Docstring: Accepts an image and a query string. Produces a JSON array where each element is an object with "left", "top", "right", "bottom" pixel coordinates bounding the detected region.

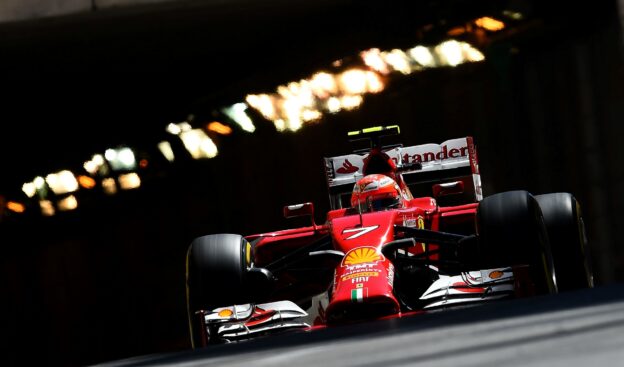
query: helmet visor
[{"left": 368, "top": 196, "right": 401, "bottom": 212}]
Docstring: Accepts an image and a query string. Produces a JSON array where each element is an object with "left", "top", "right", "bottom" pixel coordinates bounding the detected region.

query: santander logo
[
  {"left": 392, "top": 144, "right": 469, "bottom": 165},
  {"left": 336, "top": 159, "right": 359, "bottom": 174}
]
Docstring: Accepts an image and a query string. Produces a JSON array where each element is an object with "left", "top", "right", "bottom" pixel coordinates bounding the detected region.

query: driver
[{"left": 351, "top": 174, "right": 404, "bottom": 213}]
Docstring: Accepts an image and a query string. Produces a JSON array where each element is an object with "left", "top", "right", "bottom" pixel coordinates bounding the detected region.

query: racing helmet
[{"left": 351, "top": 174, "right": 403, "bottom": 212}]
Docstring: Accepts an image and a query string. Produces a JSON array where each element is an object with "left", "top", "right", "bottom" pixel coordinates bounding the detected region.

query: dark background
[{"left": 1, "top": 0, "right": 623, "bottom": 366}]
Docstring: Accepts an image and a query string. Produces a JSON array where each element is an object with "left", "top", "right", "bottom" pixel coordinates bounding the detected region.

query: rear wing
[{"left": 324, "top": 137, "right": 483, "bottom": 209}]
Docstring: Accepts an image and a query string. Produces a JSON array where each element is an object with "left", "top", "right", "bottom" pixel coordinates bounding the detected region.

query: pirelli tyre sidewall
[
  {"left": 477, "top": 190, "right": 558, "bottom": 295},
  {"left": 186, "top": 233, "right": 249, "bottom": 348},
  {"left": 535, "top": 193, "right": 594, "bottom": 291}
]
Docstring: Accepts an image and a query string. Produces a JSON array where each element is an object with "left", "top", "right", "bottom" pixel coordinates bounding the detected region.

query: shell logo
[
  {"left": 342, "top": 247, "right": 383, "bottom": 266},
  {"left": 218, "top": 309, "right": 234, "bottom": 317}
]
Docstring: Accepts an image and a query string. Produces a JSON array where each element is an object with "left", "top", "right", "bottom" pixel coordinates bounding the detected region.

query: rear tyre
[
  {"left": 535, "top": 193, "right": 594, "bottom": 291},
  {"left": 477, "top": 190, "right": 557, "bottom": 295},
  {"left": 186, "top": 234, "right": 250, "bottom": 348}
]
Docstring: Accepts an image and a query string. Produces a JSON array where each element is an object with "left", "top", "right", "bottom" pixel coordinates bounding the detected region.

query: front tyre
[
  {"left": 186, "top": 234, "right": 250, "bottom": 348},
  {"left": 477, "top": 190, "right": 557, "bottom": 295},
  {"left": 535, "top": 193, "right": 594, "bottom": 291}
]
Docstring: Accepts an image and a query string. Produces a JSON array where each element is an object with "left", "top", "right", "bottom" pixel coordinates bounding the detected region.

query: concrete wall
[{"left": 0, "top": 0, "right": 173, "bottom": 23}]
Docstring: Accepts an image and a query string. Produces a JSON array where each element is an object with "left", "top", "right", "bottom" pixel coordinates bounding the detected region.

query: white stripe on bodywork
[{"left": 342, "top": 225, "right": 379, "bottom": 239}]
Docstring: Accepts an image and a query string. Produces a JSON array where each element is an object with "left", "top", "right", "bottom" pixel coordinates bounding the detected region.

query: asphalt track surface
[{"left": 96, "top": 283, "right": 624, "bottom": 367}]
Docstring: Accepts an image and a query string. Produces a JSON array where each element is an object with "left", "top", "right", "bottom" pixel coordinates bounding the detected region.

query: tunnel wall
[{"left": 0, "top": 0, "right": 179, "bottom": 23}]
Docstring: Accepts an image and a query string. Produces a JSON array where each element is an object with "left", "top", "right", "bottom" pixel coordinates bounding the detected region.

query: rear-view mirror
[
  {"left": 433, "top": 181, "right": 465, "bottom": 198},
  {"left": 283, "top": 202, "right": 318, "bottom": 231},
  {"left": 283, "top": 202, "right": 315, "bottom": 218}
]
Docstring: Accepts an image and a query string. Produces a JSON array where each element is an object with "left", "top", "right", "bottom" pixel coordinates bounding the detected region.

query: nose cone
[{"left": 326, "top": 248, "right": 400, "bottom": 324}]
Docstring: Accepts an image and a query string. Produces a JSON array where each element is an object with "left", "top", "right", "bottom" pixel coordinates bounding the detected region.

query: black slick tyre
[
  {"left": 477, "top": 190, "right": 558, "bottom": 295},
  {"left": 186, "top": 233, "right": 250, "bottom": 348},
  {"left": 535, "top": 193, "right": 594, "bottom": 291}
]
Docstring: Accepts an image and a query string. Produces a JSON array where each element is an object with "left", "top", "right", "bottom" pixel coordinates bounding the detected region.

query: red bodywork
[
  {"left": 243, "top": 131, "right": 485, "bottom": 324},
  {"left": 247, "top": 186, "right": 478, "bottom": 324}
]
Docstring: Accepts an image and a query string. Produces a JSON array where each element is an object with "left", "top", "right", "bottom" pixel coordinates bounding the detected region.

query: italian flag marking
[{"left": 351, "top": 288, "right": 366, "bottom": 303}]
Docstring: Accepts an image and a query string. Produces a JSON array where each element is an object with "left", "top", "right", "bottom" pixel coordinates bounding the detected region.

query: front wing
[{"left": 197, "top": 300, "right": 310, "bottom": 345}]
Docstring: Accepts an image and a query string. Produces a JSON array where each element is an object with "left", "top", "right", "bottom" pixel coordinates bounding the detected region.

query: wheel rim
[
  {"left": 535, "top": 202, "right": 558, "bottom": 294},
  {"left": 578, "top": 215, "right": 594, "bottom": 288}
]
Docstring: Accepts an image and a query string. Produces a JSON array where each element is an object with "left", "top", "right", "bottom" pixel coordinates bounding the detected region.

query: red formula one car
[{"left": 185, "top": 125, "right": 594, "bottom": 347}]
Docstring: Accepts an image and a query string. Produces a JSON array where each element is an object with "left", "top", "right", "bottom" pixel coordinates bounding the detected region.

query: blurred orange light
[
  {"left": 447, "top": 26, "right": 467, "bottom": 36},
  {"left": 102, "top": 178, "right": 117, "bottom": 195},
  {"left": 361, "top": 48, "right": 390, "bottom": 75},
  {"left": 57, "top": 195, "right": 78, "bottom": 211},
  {"left": 339, "top": 69, "right": 368, "bottom": 95},
  {"left": 207, "top": 122, "right": 233, "bottom": 135},
  {"left": 78, "top": 175, "right": 96, "bottom": 189},
  {"left": 475, "top": 17, "right": 505, "bottom": 31},
  {"left": 139, "top": 159, "right": 149, "bottom": 169},
  {"left": 118, "top": 173, "right": 141, "bottom": 190},
  {"left": 39, "top": 200, "right": 55, "bottom": 216},
  {"left": 6, "top": 201, "right": 25, "bottom": 213}
]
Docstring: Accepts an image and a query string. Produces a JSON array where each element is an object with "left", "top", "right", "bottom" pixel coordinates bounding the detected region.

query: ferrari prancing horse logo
[{"left": 342, "top": 225, "right": 379, "bottom": 240}]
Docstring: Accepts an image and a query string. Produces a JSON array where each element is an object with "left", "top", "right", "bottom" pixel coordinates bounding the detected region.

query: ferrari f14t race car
[{"left": 185, "top": 125, "right": 594, "bottom": 348}]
